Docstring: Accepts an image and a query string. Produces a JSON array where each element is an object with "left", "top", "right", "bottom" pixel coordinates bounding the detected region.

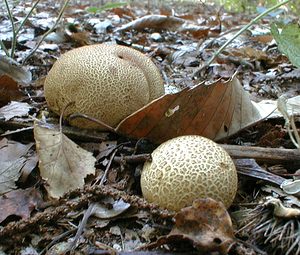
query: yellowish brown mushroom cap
[
  {"left": 141, "top": 135, "right": 238, "bottom": 211},
  {"left": 44, "top": 44, "right": 164, "bottom": 129}
]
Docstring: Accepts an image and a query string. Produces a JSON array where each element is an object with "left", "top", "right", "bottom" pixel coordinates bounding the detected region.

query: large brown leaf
[{"left": 116, "top": 77, "right": 262, "bottom": 143}]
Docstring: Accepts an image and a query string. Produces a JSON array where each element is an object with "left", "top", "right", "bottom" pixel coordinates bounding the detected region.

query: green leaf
[
  {"left": 271, "top": 23, "right": 300, "bottom": 68},
  {"left": 86, "top": 2, "right": 127, "bottom": 14}
]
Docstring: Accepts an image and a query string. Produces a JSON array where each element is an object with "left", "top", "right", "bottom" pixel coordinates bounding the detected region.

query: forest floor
[{"left": 0, "top": 1, "right": 299, "bottom": 255}]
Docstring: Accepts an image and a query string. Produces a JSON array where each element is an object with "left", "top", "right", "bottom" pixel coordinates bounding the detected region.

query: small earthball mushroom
[
  {"left": 44, "top": 44, "right": 164, "bottom": 129},
  {"left": 140, "top": 135, "right": 238, "bottom": 211}
]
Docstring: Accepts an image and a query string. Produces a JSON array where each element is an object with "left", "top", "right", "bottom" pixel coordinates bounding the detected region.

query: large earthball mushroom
[{"left": 44, "top": 44, "right": 165, "bottom": 129}]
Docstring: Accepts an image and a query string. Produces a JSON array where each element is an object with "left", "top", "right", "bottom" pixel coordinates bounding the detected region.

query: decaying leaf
[
  {"left": 170, "top": 198, "right": 235, "bottom": 254},
  {"left": 116, "top": 77, "right": 264, "bottom": 143},
  {"left": 0, "top": 56, "right": 32, "bottom": 107},
  {"left": 34, "top": 121, "right": 96, "bottom": 198},
  {"left": 0, "top": 55, "right": 32, "bottom": 84},
  {"left": 142, "top": 198, "right": 235, "bottom": 254},
  {"left": 0, "top": 75, "right": 24, "bottom": 107},
  {"left": 0, "top": 101, "right": 32, "bottom": 121},
  {"left": 0, "top": 138, "right": 33, "bottom": 195},
  {"left": 0, "top": 187, "right": 43, "bottom": 223},
  {"left": 115, "top": 14, "right": 186, "bottom": 32},
  {"left": 92, "top": 198, "right": 131, "bottom": 219}
]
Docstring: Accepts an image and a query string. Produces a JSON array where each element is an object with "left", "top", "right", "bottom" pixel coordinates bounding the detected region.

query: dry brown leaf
[
  {"left": 251, "top": 34, "right": 274, "bottom": 44},
  {"left": 115, "top": 14, "right": 186, "bottom": 32},
  {"left": 0, "top": 56, "right": 31, "bottom": 107},
  {"left": 0, "top": 138, "right": 33, "bottom": 195},
  {"left": 142, "top": 198, "right": 235, "bottom": 254},
  {"left": 0, "top": 56, "right": 32, "bottom": 84},
  {"left": 111, "top": 7, "right": 135, "bottom": 19},
  {"left": 0, "top": 75, "right": 24, "bottom": 107},
  {"left": 92, "top": 198, "right": 131, "bottom": 219},
  {"left": 169, "top": 198, "right": 235, "bottom": 254},
  {"left": 228, "top": 47, "right": 269, "bottom": 61},
  {"left": 179, "top": 24, "right": 210, "bottom": 39},
  {"left": 116, "top": 77, "right": 261, "bottom": 143},
  {"left": 34, "top": 121, "right": 96, "bottom": 198},
  {"left": 0, "top": 187, "right": 43, "bottom": 223}
]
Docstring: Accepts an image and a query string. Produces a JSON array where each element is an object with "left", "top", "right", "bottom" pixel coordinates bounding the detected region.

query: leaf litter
[{"left": 0, "top": 1, "right": 300, "bottom": 255}]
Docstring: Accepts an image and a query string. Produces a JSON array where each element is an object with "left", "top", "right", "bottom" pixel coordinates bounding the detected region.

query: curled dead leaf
[
  {"left": 169, "top": 198, "right": 235, "bottom": 254},
  {"left": 141, "top": 198, "right": 235, "bottom": 254}
]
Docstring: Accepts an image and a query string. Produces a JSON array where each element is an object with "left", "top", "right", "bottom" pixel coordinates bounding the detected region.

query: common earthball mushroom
[
  {"left": 44, "top": 44, "right": 165, "bottom": 129},
  {"left": 140, "top": 135, "right": 238, "bottom": 211}
]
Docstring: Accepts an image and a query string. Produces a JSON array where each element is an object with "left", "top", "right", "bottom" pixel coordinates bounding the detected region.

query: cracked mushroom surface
[
  {"left": 44, "top": 44, "right": 164, "bottom": 129},
  {"left": 141, "top": 135, "right": 238, "bottom": 211}
]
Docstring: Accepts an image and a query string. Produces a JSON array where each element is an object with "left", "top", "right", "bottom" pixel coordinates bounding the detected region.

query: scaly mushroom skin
[
  {"left": 141, "top": 135, "right": 238, "bottom": 211},
  {"left": 44, "top": 44, "right": 164, "bottom": 129}
]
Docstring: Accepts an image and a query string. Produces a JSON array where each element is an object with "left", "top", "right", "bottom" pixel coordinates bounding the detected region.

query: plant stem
[
  {"left": 0, "top": 40, "right": 9, "bottom": 56},
  {"left": 0, "top": 0, "right": 40, "bottom": 58},
  {"left": 22, "top": 0, "right": 70, "bottom": 64},
  {"left": 193, "top": 0, "right": 292, "bottom": 77},
  {"left": 4, "top": 0, "right": 16, "bottom": 58}
]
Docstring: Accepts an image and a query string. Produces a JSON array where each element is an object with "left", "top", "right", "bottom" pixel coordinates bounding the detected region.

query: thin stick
[
  {"left": 68, "top": 113, "right": 116, "bottom": 133},
  {"left": 4, "top": 0, "right": 16, "bottom": 57}
]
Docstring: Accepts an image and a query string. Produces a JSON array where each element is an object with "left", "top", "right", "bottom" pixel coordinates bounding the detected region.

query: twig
[
  {"left": 68, "top": 113, "right": 116, "bottom": 133},
  {"left": 114, "top": 154, "right": 151, "bottom": 164},
  {"left": 4, "top": 0, "right": 16, "bottom": 57}
]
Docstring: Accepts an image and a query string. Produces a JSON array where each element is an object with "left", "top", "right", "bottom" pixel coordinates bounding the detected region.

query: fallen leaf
[
  {"left": 111, "top": 7, "right": 135, "bottom": 19},
  {"left": 0, "top": 159, "right": 26, "bottom": 195},
  {"left": 115, "top": 14, "right": 186, "bottom": 32},
  {"left": 19, "top": 152, "right": 38, "bottom": 183},
  {"left": 228, "top": 47, "right": 269, "bottom": 61},
  {"left": 0, "top": 55, "right": 32, "bottom": 84},
  {"left": 142, "top": 198, "right": 235, "bottom": 254},
  {"left": 0, "top": 75, "right": 23, "bottom": 107},
  {"left": 34, "top": 121, "right": 96, "bottom": 198},
  {"left": 184, "top": 25, "right": 210, "bottom": 39},
  {"left": 116, "top": 77, "right": 264, "bottom": 143},
  {"left": 0, "top": 56, "right": 32, "bottom": 107},
  {"left": 0, "top": 101, "right": 32, "bottom": 121},
  {"left": 0, "top": 138, "right": 33, "bottom": 195},
  {"left": 170, "top": 198, "right": 235, "bottom": 254},
  {"left": 0, "top": 187, "right": 43, "bottom": 223},
  {"left": 92, "top": 198, "right": 131, "bottom": 219},
  {"left": 255, "top": 95, "right": 300, "bottom": 118}
]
